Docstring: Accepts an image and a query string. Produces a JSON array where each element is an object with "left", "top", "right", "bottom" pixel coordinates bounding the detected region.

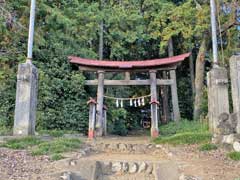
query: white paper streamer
[
  {"left": 138, "top": 99, "right": 141, "bottom": 106},
  {"left": 142, "top": 98, "right": 145, "bottom": 106},
  {"left": 121, "top": 99, "right": 123, "bottom": 108},
  {"left": 130, "top": 99, "right": 133, "bottom": 106},
  {"left": 134, "top": 99, "right": 137, "bottom": 107},
  {"left": 116, "top": 99, "right": 119, "bottom": 107}
]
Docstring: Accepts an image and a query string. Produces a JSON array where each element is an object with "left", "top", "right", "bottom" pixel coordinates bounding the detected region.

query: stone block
[
  {"left": 208, "top": 67, "right": 229, "bottom": 135},
  {"left": 13, "top": 62, "right": 38, "bottom": 136},
  {"left": 230, "top": 55, "right": 240, "bottom": 133}
]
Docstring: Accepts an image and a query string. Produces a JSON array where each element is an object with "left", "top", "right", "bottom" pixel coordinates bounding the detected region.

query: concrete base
[{"left": 13, "top": 62, "right": 38, "bottom": 136}]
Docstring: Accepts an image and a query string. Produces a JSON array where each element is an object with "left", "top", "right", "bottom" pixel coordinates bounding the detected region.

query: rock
[
  {"left": 147, "top": 144, "right": 154, "bottom": 149},
  {"left": 138, "top": 162, "right": 147, "bottom": 173},
  {"left": 69, "top": 159, "right": 77, "bottom": 166},
  {"left": 112, "top": 162, "right": 122, "bottom": 173},
  {"left": 118, "top": 143, "right": 127, "bottom": 152},
  {"left": 222, "top": 134, "right": 235, "bottom": 144},
  {"left": 122, "top": 162, "right": 129, "bottom": 172},
  {"left": 133, "top": 145, "right": 146, "bottom": 153},
  {"left": 156, "top": 144, "right": 163, "bottom": 149},
  {"left": 168, "top": 152, "right": 173, "bottom": 157},
  {"left": 109, "top": 144, "right": 118, "bottom": 151},
  {"left": 146, "top": 163, "right": 153, "bottom": 174},
  {"left": 60, "top": 172, "right": 72, "bottom": 180},
  {"left": 233, "top": 141, "right": 240, "bottom": 152},
  {"left": 179, "top": 174, "right": 185, "bottom": 180},
  {"left": 126, "top": 144, "right": 133, "bottom": 152},
  {"left": 129, "top": 162, "right": 138, "bottom": 173},
  {"left": 101, "top": 162, "right": 112, "bottom": 174}
]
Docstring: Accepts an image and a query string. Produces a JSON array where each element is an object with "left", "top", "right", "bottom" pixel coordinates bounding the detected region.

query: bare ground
[{"left": 0, "top": 136, "right": 240, "bottom": 180}]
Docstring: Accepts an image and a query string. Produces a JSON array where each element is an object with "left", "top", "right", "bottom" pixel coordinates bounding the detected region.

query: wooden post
[
  {"left": 96, "top": 71, "right": 104, "bottom": 136},
  {"left": 103, "top": 105, "right": 108, "bottom": 136},
  {"left": 162, "top": 71, "right": 170, "bottom": 123},
  {"left": 170, "top": 70, "right": 180, "bottom": 122},
  {"left": 87, "top": 98, "right": 97, "bottom": 139},
  {"left": 125, "top": 72, "right": 130, "bottom": 80},
  {"left": 230, "top": 55, "right": 240, "bottom": 133},
  {"left": 208, "top": 67, "right": 229, "bottom": 134},
  {"left": 150, "top": 70, "right": 159, "bottom": 138}
]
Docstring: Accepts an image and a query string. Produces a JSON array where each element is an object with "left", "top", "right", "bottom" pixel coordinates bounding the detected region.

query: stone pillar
[
  {"left": 208, "top": 66, "right": 229, "bottom": 134},
  {"left": 230, "top": 55, "right": 240, "bottom": 133},
  {"left": 87, "top": 98, "right": 97, "bottom": 139},
  {"left": 13, "top": 62, "right": 38, "bottom": 136},
  {"left": 96, "top": 71, "right": 105, "bottom": 136},
  {"left": 150, "top": 70, "right": 159, "bottom": 138},
  {"left": 102, "top": 105, "right": 108, "bottom": 136},
  {"left": 170, "top": 70, "right": 180, "bottom": 122}
]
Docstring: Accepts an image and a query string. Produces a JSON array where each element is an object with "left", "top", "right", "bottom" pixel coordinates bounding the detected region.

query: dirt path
[{"left": 0, "top": 136, "right": 240, "bottom": 180}]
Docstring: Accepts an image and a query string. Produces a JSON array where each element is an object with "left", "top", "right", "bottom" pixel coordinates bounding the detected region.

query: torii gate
[{"left": 69, "top": 53, "right": 190, "bottom": 138}]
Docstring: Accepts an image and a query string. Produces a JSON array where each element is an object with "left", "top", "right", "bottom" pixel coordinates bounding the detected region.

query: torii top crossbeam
[{"left": 69, "top": 53, "right": 190, "bottom": 71}]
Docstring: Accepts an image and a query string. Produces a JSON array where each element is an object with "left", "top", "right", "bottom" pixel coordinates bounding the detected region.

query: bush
[
  {"left": 199, "top": 143, "right": 218, "bottom": 151},
  {"left": 111, "top": 109, "right": 128, "bottom": 136},
  {"left": 0, "top": 126, "right": 12, "bottom": 136}
]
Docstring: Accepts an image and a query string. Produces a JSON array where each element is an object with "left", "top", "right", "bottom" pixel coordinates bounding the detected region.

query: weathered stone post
[
  {"left": 103, "top": 105, "right": 108, "bottom": 136},
  {"left": 170, "top": 70, "right": 180, "bottom": 122},
  {"left": 208, "top": 66, "right": 229, "bottom": 134},
  {"left": 96, "top": 71, "right": 105, "bottom": 136},
  {"left": 150, "top": 70, "right": 159, "bottom": 138},
  {"left": 230, "top": 55, "right": 240, "bottom": 133},
  {"left": 87, "top": 98, "right": 97, "bottom": 139},
  {"left": 13, "top": 63, "right": 38, "bottom": 135},
  {"left": 13, "top": 0, "right": 38, "bottom": 136}
]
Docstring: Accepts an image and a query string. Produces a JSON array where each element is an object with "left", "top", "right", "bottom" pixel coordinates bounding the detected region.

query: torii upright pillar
[
  {"left": 150, "top": 70, "right": 159, "bottom": 138},
  {"left": 96, "top": 71, "right": 105, "bottom": 136},
  {"left": 170, "top": 70, "right": 180, "bottom": 122}
]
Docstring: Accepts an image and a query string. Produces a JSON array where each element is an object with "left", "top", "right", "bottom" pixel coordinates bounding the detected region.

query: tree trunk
[
  {"left": 194, "top": 35, "right": 207, "bottom": 120},
  {"left": 99, "top": 20, "right": 104, "bottom": 60},
  {"left": 189, "top": 51, "right": 195, "bottom": 101},
  {"left": 161, "top": 38, "right": 174, "bottom": 123}
]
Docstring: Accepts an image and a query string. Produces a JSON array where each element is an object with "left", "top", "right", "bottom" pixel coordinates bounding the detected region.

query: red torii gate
[{"left": 69, "top": 53, "right": 190, "bottom": 138}]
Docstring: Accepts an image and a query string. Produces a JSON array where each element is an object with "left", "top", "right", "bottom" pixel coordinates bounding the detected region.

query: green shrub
[
  {"left": 154, "top": 132, "right": 212, "bottom": 145},
  {"left": 159, "top": 119, "right": 209, "bottom": 136},
  {"left": 227, "top": 152, "right": 240, "bottom": 161},
  {"left": 1, "top": 136, "right": 43, "bottom": 149},
  {"left": 0, "top": 126, "right": 12, "bottom": 136},
  {"left": 199, "top": 143, "right": 218, "bottom": 151},
  {"left": 111, "top": 109, "right": 128, "bottom": 136},
  {"left": 31, "top": 138, "right": 81, "bottom": 156},
  {"left": 51, "top": 153, "right": 64, "bottom": 161}
]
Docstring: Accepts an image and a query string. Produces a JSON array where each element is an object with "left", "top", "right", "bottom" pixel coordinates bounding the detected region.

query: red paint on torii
[{"left": 68, "top": 52, "right": 191, "bottom": 69}]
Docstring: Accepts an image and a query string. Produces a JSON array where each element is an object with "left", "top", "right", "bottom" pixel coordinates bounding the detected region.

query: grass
[
  {"left": 227, "top": 152, "right": 240, "bottom": 161},
  {"left": 0, "top": 136, "right": 81, "bottom": 161},
  {"left": 159, "top": 119, "right": 209, "bottom": 136},
  {"left": 154, "top": 120, "right": 211, "bottom": 145},
  {"left": 0, "top": 136, "right": 43, "bottom": 149},
  {"left": 154, "top": 132, "right": 211, "bottom": 145},
  {"left": 38, "top": 129, "right": 78, "bottom": 137},
  {"left": 31, "top": 138, "right": 81, "bottom": 156},
  {"left": 199, "top": 143, "right": 218, "bottom": 151}
]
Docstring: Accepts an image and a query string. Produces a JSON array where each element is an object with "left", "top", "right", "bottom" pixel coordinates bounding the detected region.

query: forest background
[{"left": 0, "top": 0, "right": 239, "bottom": 135}]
